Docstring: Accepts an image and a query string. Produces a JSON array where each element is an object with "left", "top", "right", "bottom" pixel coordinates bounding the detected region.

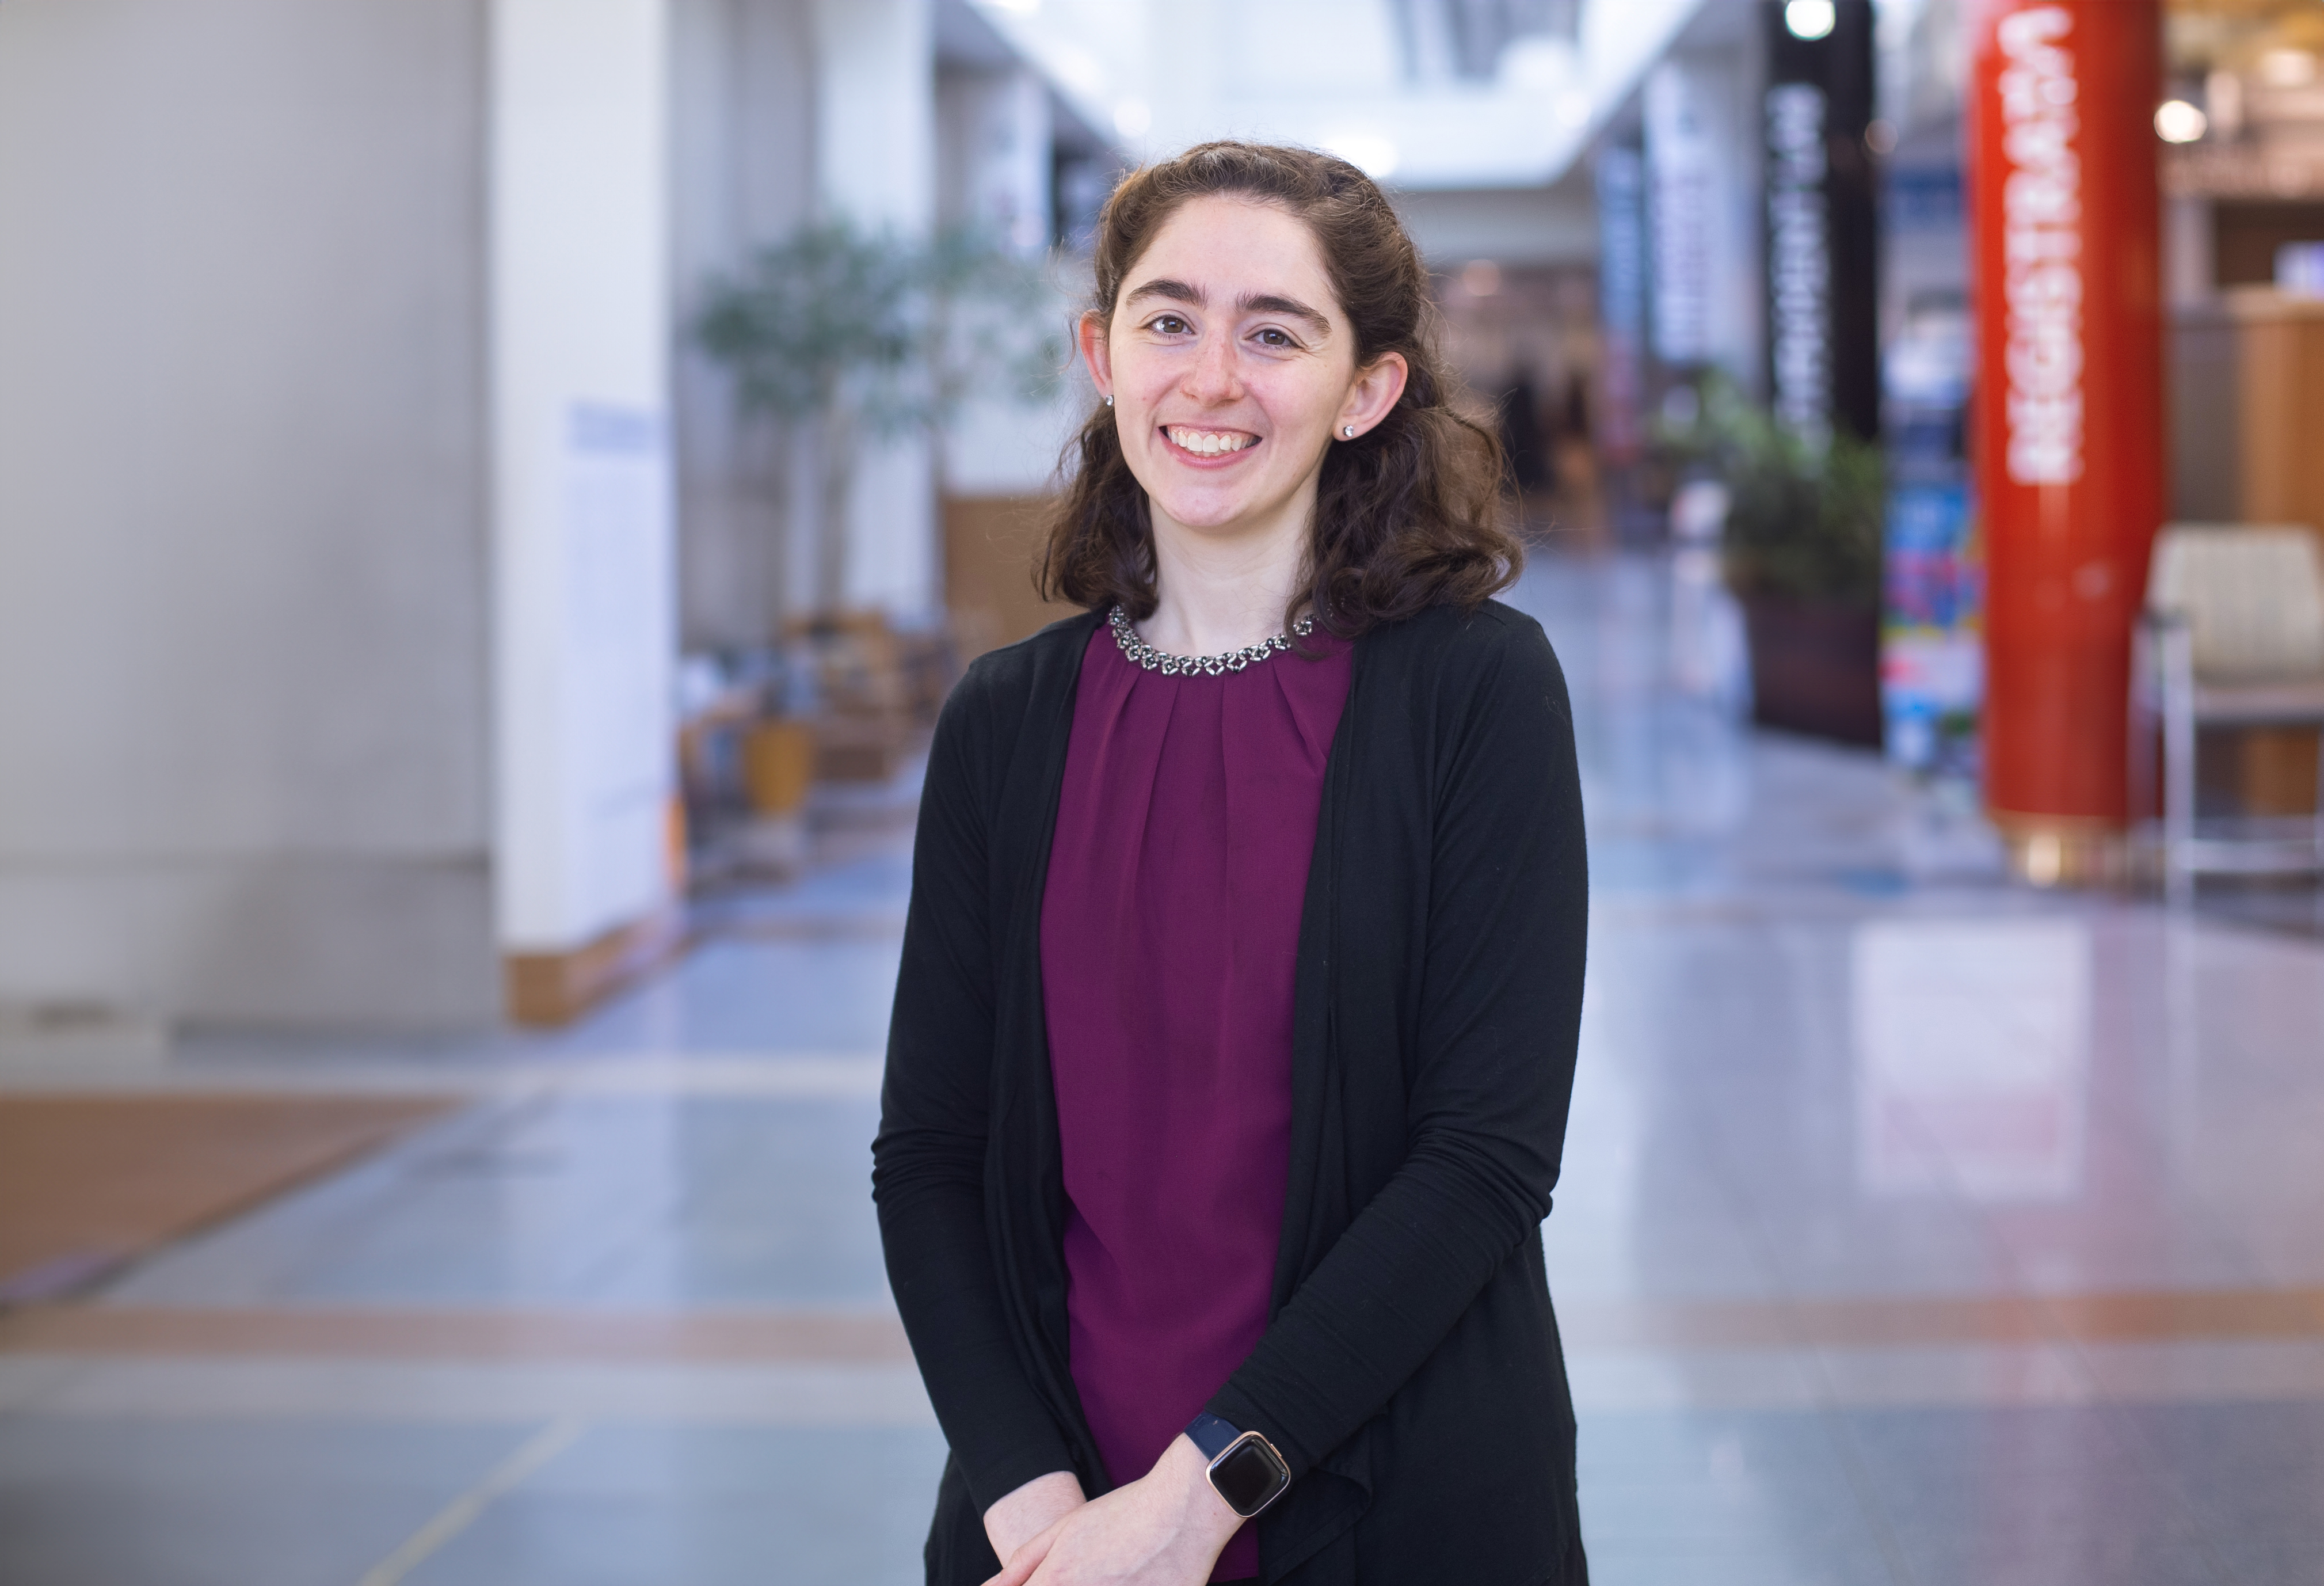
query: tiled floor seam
[{"left": 13, "top": 1287, "right": 2324, "bottom": 1363}]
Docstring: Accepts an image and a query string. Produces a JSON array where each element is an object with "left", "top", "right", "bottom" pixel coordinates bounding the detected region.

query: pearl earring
[
  {"left": 1343, "top": 425, "right": 1356, "bottom": 438},
  {"left": 1104, "top": 394, "right": 1114, "bottom": 408}
]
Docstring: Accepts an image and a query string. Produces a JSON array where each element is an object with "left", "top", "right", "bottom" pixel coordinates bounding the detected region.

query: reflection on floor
[{"left": 3, "top": 553, "right": 2322, "bottom": 1585}]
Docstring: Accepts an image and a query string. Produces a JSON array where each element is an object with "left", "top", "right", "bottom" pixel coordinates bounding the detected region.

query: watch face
[{"left": 1210, "top": 1438, "right": 1290, "bottom": 1517}]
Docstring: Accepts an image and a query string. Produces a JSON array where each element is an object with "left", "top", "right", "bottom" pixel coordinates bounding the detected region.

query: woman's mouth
[{"left": 1161, "top": 425, "right": 1260, "bottom": 461}]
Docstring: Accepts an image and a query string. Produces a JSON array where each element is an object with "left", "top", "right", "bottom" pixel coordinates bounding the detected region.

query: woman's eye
[
  {"left": 1150, "top": 314, "right": 1190, "bottom": 335},
  {"left": 1255, "top": 327, "right": 1296, "bottom": 348}
]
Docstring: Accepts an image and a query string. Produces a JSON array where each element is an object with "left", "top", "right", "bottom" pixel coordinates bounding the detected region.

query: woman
[{"left": 874, "top": 142, "right": 1588, "bottom": 1586}]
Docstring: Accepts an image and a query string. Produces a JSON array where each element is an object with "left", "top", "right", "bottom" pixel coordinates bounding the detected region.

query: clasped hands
[{"left": 981, "top": 1435, "right": 1245, "bottom": 1586}]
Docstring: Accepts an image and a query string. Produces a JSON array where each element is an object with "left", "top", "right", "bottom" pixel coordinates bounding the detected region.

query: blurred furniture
[
  {"left": 2131, "top": 523, "right": 2324, "bottom": 901},
  {"left": 790, "top": 612, "right": 950, "bottom": 782},
  {"left": 675, "top": 617, "right": 957, "bottom": 891},
  {"left": 677, "top": 678, "right": 764, "bottom": 812},
  {"left": 742, "top": 720, "right": 816, "bottom": 817}
]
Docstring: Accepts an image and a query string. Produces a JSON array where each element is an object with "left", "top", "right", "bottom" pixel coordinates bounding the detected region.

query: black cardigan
[{"left": 873, "top": 600, "right": 1590, "bottom": 1586}]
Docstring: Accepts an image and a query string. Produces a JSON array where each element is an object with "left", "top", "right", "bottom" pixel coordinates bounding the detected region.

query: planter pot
[
  {"left": 1738, "top": 592, "right": 1883, "bottom": 747},
  {"left": 742, "top": 720, "right": 817, "bottom": 816}
]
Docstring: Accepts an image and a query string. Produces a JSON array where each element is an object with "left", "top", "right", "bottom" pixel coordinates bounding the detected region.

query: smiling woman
[
  {"left": 874, "top": 141, "right": 1588, "bottom": 1586},
  {"left": 1040, "top": 141, "right": 1520, "bottom": 653}
]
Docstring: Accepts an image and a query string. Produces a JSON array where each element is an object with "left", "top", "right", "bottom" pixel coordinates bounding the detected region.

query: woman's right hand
[
  {"left": 978, "top": 1434, "right": 1240, "bottom": 1586},
  {"left": 985, "top": 1470, "right": 1088, "bottom": 1568}
]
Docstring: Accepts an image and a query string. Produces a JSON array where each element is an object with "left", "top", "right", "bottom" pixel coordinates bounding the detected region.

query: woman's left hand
[{"left": 979, "top": 1435, "right": 1245, "bottom": 1586}]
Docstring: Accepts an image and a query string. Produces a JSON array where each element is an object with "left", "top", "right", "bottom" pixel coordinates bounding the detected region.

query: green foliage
[
  {"left": 919, "top": 226, "right": 1070, "bottom": 419},
  {"left": 1658, "top": 376, "right": 1884, "bottom": 608},
  {"left": 691, "top": 220, "right": 1065, "bottom": 442}
]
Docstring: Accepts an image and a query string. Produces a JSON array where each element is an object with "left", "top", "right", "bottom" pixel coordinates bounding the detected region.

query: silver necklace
[{"left": 1108, "top": 604, "right": 1315, "bottom": 677}]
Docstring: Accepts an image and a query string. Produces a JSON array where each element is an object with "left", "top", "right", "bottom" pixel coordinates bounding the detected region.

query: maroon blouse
[{"left": 1039, "top": 619, "right": 1352, "bottom": 1583}]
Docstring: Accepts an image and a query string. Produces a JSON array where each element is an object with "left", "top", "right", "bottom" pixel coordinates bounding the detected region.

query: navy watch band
[
  {"left": 1185, "top": 1409, "right": 1243, "bottom": 1461},
  {"left": 1185, "top": 1409, "right": 1291, "bottom": 1519}
]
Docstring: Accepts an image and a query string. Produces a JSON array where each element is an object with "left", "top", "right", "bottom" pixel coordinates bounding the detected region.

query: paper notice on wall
[{"left": 561, "top": 401, "right": 675, "bottom": 937}]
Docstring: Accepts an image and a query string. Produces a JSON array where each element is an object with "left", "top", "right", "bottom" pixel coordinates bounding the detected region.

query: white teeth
[{"left": 1168, "top": 427, "right": 1253, "bottom": 455}]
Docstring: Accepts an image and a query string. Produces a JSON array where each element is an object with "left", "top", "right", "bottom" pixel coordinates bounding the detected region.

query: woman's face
[{"left": 1080, "top": 195, "right": 1406, "bottom": 539}]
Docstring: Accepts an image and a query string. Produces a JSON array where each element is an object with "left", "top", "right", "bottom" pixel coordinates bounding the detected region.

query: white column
[
  {"left": 938, "top": 66, "right": 1073, "bottom": 498},
  {"left": 815, "top": 0, "right": 934, "bottom": 229},
  {"left": 490, "top": 0, "right": 677, "bottom": 957},
  {"left": 814, "top": 0, "right": 938, "bottom": 618},
  {"left": 939, "top": 67, "right": 1054, "bottom": 257}
]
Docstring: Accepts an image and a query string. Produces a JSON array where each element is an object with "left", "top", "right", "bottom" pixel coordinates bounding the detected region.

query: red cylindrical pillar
[{"left": 1965, "top": 0, "right": 2166, "bottom": 883}]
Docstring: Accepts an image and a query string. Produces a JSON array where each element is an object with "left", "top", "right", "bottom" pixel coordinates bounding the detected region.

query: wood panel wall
[{"left": 942, "top": 495, "right": 1081, "bottom": 660}]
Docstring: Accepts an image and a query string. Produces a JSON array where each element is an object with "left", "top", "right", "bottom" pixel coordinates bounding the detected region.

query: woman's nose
[{"left": 1180, "top": 332, "right": 1244, "bottom": 402}]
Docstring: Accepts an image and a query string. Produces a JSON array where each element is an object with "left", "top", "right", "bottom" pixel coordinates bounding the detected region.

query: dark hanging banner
[{"left": 1762, "top": 0, "right": 1879, "bottom": 443}]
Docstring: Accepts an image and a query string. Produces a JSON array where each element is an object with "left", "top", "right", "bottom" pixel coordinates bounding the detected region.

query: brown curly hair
[{"left": 1037, "top": 140, "right": 1520, "bottom": 639}]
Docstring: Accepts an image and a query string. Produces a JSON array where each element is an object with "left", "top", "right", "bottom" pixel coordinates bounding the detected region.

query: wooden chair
[{"left": 2130, "top": 524, "right": 2324, "bottom": 902}]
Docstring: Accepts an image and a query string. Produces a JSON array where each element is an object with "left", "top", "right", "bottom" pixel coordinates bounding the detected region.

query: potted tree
[
  {"left": 1663, "top": 380, "right": 1884, "bottom": 746},
  {"left": 692, "top": 220, "right": 1061, "bottom": 612},
  {"left": 691, "top": 222, "right": 1064, "bottom": 787}
]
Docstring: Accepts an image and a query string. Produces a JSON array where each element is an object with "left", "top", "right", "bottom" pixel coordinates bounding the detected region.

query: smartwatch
[{"left": 1185, "top": 1410, "right": 1291, "bottom": 1519}]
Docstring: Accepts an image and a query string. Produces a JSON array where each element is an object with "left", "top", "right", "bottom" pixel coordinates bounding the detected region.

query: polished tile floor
[{"left": 4, "top": 554, "right": 2322, "bottom": 1584}]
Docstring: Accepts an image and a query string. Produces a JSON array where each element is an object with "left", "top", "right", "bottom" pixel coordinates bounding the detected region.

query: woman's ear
[
  {"left": 1336, "top": 351, "right": 1409, "bottom": 442},
  {"left": 1077, "top": 311, "right": 1113, "bottom": 405}
]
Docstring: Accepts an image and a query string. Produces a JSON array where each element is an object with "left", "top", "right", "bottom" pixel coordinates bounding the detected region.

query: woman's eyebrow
[
  {"left": 1122, "top": 279, "right": 1331, "bottom": 335},
  {"left": 1123, "top": 277, "right": 1204, "bottom": 310},
  {"left": 1239, "top": 293, "right": 1331, "bottom": 334}
]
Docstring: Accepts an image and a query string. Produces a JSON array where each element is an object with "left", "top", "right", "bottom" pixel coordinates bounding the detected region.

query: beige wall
[{"left": 0, "top": 0, "right": 497, "bottom": 1029}]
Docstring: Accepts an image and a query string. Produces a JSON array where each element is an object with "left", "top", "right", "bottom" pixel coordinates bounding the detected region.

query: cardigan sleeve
[
  {"left": 872, "top": 673, "right": 1081, "bottom": 1512},
  {"left": 1206, "top": 614, "right": 1588, "bottom": 1478}
]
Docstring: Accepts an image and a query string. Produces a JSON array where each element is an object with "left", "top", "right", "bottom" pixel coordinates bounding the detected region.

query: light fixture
[
  {"left": 1784, "top": 0, "right": 1837, "bottom": 41},
  {"left": 1865, "top": 119, "right": 1898, "bottom": 155},
  {"left": 2153, "top": 99, "right": 2208, "bottom": 144},
  {"left": 2258, "top": 48, "right": 2317, "bottom": 89}
]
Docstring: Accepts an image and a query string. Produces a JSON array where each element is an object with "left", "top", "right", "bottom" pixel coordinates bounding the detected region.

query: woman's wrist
[
  {"left": 984, "top": 1469, "right": 1086, "bottom": 1563},
  {"left": 1156, "top": 1433, "right": 1248, "bottom": 1547}
]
